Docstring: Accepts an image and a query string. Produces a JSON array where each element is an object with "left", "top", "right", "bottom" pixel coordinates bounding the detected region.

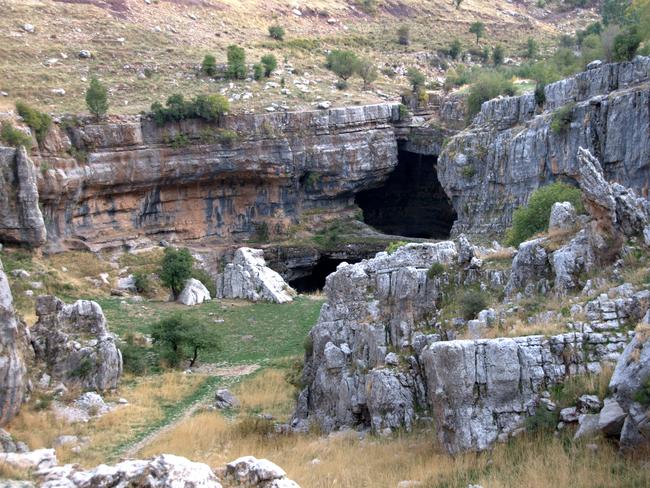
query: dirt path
[{"left": 120, "top": 364, "right": 260, "bottom": 459}]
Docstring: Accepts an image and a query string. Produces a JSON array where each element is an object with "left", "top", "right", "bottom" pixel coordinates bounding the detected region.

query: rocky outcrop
[
  {"left": 225, "top": 456, "right": 300, "bottom": 487},
  {"left": 216, "top": 247, "right": 296, "bottom": 303},
  {"left": 599, "top": 329, "right": 650, "bottom": 450},
  {"left": 0, "top": 259, "right": 27, "bottom": 426},
  {"left": 27, "top": 104, "right": 400, "bottom": 251},
  {"left": 438, "top": 57, "right": 650, "bottom": 237},
  {"left": 422, "top": 332, "right": 631, "bottom": 454},
  {"left": 0, "top": 146, "right": 46, "bottom": 247},
  {"left": 31, "top": 296, "right": 122, "bottom": 391},
  {"left": 39, "top": 454, "right": 222, "bottom": 488},
  {"left": 178, "top": 278, "right": 211, "bottom": 306}
]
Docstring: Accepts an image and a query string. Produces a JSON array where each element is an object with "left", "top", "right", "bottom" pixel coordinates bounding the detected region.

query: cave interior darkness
[
  {"left": 354, "top": 149, "right": 457, "bottom": 239},
  {"left": 288, "top": 257, "right": 359, "bottom": 293}
]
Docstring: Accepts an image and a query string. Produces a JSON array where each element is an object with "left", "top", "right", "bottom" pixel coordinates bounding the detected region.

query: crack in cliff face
[{"left": 354, "top": 150, "right": 457, "bottom": 239}]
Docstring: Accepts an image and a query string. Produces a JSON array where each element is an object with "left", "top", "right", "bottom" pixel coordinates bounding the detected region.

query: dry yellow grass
[
  {"left": 5, "top": 372, "right": 207, "bottom": 467},
  {"left": 233, "top": 369, "right": 296, "bottom": 418}
]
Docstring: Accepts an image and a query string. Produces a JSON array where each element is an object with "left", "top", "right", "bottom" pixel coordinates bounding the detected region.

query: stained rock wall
[{"left": 438, "top": 56, "right": 650, "bottom": 237}]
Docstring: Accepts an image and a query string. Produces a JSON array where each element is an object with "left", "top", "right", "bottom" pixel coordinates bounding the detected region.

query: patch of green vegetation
[
  {"left": 459, "top": 289, "right": 488, "bottom": 320},
  {"left": 1, "top": 122, "right": 33, "bottom": 149},
  {"left": 461, "top": 165, "right": 476, "bottom": 178},
  {"left": 506, "top": 181, "right": 584, "bottom": 246},
  {"left": 151, "top": 93, "right": 229, "bottom": 125},
  {"left": 385, "top": 241, "right": 408, "bottom": 254},
  {"left": 427, "top": 262, "right": 446, "bottom": 279},
  {"left": 96, "top": 296, "right": 323, "bottom": 365},
  {"left": 466, "top": 71, "right": 515, "bottom": 120},
  {"left": 633, "top": 376, "right": 650, "bottom": 406},
  {"left": 15, "top": 101, "right": 51, "bottom": 144},
  {"left": 524, "top": 405, "right": 558, "bottom": 433},
  {"left": 551, "top": 102, "right": 576, "bottom": 134}
]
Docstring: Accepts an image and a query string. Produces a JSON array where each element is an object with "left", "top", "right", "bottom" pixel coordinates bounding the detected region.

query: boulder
[
  {"left": 574, "top": 414, "right": 600, "bottom": 440},
  {"left": 31, "top": 296, "right": 122, "bottom": 391},
  {"left": 225, "top": 456, "right": 299, "bottom": 487},
  {"left": 216, "top": 248, "right": 296, "bottom": 304},
  {"left": 597, "top": 398, "right": 626, "bottom": 436},
  {"left": 177, "top": 278, "right": 211, "bottom": 306},
  {"left": 214, "top": 389, "right": 239, "bottom": 409},
  {"left": 550, "top": 230, "right": 595, "bottom": 295},
  {"left": 39, "top": 454, "right": 221, "bottom": 487},
  {"left": 505, "top": 238, "right": 551, "bottom": 296},
  {"left": 0, "top": 259, "right": 27, "bottom": 425},
  {"left": 0, "top": 449, "right": 57, "bottom": 471},
  {"left": 548, "top": 201, "right": 577, "bottom": 231}
]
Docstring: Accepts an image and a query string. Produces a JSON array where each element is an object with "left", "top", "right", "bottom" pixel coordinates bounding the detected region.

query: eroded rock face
[
  {"left": 225, "top": 456, "right": 300, "bottom": 487},
  {"left": 602, "top": 330, "right": 650, "bottom": 450},
  {"left": 31, "top": 296, "right": 122, "bottom": 391},
  {"left": 422, "top": 332, "right": 632, "bottom": 454},
  {"left": 39, "top": 454, "right": 222, "bottom": 488},
  {"left": 0, "top": 259, "right": 27, "bottom": 426},
  {"left": 178, "top": 278, "right": 211, "bottom": 306},
  {"left": 0, "top": 146, "right": 46, "bottom": 247},
  {"left": 438, "top": 57, "right": 650, "bottom": 237},
  {"left": 216, "top": 247, "right": 296, "bottom": 303}
]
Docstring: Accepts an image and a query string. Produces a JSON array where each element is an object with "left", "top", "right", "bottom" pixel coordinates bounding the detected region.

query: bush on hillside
[
  {"left": 407, "top": 67, "right": 426, "bottom": 92},
  {"left": 449, "top": 39, "right": 462, "bottom": 60},
  {"left": 1, "top": 122, "right": 32, "bottom": 149},
  {"left": 550, "top": 102, "right": 575, "bottom": 134},
  {"left": 151, "top": 93, "right": 229, "bottom": 125},
  {"left": 268, "top": 25, "right": 285, "bottom": 41},
  {"left": 506, "top": 182, "right": 584, "bottom": 246},
  {"left": 466, "top": 71, "right": 515, "bottom": 120},
  {"left": 492, "top": 45, "right": 505, "bottom": 66},
  {"left": 15, "top": 101, "right": 51, "bottom": 144},
  {"left": 159, "top": 247, "right": 194, "bottom": 298},
  {"left": 151, "top": 313, "right": 221, "bottom": 368},
  {"left": 356, "top": 58, "right": 378, "bottom": 89},
  {"left": 613, "top": 28, "right": 642, "bottom": 61},
  {"left": 226, "top": 44, "right": 247, "bottom": 80},
  {"left": 201, "top": 54, "right": 218, "bottom": 76},
  {"left": 326, "top": 50, "right": 359, "bottom": 81},
  {"left": 460, "top": 289, "right": 487, "bottom": 320},
  {"left": 397, "top": 24, "right": 410, "bottom": 45},
  {"left": 261, "top": 54, "right": 277, "bottom": 77},
  {"left": 133, "top": 271, "right": 152, "bottom": 296},
  {"left": 385, "top": 241, "right": 408, "bottom": 254},
  {"left": 85, "top": 77, "right": 109, "bottom": 120}
]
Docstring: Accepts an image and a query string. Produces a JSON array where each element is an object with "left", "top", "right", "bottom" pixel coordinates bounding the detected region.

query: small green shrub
[
  {"left": 613, "top": 28, "right": 642, "bottom": 61},
  {"left": 261, "top": 54, "right": 277, "bottom": 77},
  {"left": 226, "top": 44, "right": 247, "bottom": 80},
  {"left": 460, "top": 289, "right": 487, "bottom": 320},
  {"left": 120, "top": 333, "right": 150, "bottom": 375},
  {"left": 1, "top": 122, "right": 32, "bottom": 148},
  {"left": 466, "top": 72, "right": 515, "bottom": 120},
  {"left": 398, "top": 104, "right": 410, "bottom": 119},
  {"left": 85, "top": 77, "right": 109, "bottom": 120},
  {"left": 427, "top": 262, "right": 446, "bottom": 279},
  {"left": 15, "top": 101, "right": 51, "bottom": 144},
  {"left": 151, "top": 93, "right": 229, "bottom": 125},
  {"left": 449, "top": 39, "right": 462, "bottom": 60},
  {"left": 326, "top": 50, "right": 359, "bottom": 81},
  {"left": 253, "top": 63, "right": 264, "bottom": 80},
  {"left": 407, "top": 67, "right": 426, "bottom": 92},
  {"left": 385, "top": 241, "right": 408, "bottom": 254},
  {"left": 397, "top": 24, "right": 410, "bottom": 45},
  {"left": 268, "top": 25, "right": 285, "bottom": 41},
  {"left": 551, "top": 102, "right": 576, "bottom": 134},
  {"left": 70, "top": 357, "right": 94, "bottom": 380},
  {"left": 492, "top": 45, "right": 505, "bottom": 66},
  {"left": 525, "top": 406, "right": 558, "bottom": 432},
  {"left": 201, "top": 54, "right": 218, "bottom": 76},
  {"left": 133, "top": 271, "right": 152, "bottom": 295},
  {"left": 534, "top": 83, "right": 546, "bottom": 107},
  {"left": 506, "top": 181, "right": 584, "bottom": 246},
  {"left": 461, "top": 165, "right": 476, "bottom": 178},
  {"left": 151, "top": 313, "right": 221, "bottom": 368},
  {"left": 216, "top": 128, "right": 239, "bottom": 146},
  {"left": 159, "top": 247, "right": 194, "bottom": 298}
]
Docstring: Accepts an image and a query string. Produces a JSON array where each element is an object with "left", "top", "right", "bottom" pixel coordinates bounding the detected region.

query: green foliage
[
  {"left": 602, "top": 0, "right": 631, "bottom": 26},
  {"left": 449, "top": 39, "right": 462, "bottom": 60},
  {"left": 525, "top": 406, "right": 558, "bottom": 433},
  {"left": 534, "top": 82, "right": 546, "bottom": 106},
  {"left": 576, "top": 21, "right": 603, "bottom": 46},
  {"left": 253, "top": 222, "right": 269, "bottom": 243},
  {"left": 151, "top": 313, "right": 221, "bottom": 368},
  {"left": 303, "top": 335, "right": 314, "bottom": 356},
  {"left": 526, "top": 37, "right": 538, "bottom": 59},
  {"left": 550, "top": 102, "right": 576, "bottom": 134},
  {"left": 0, "top": 122, "right": 32, "bottom": 148},
  {"left": 226, "top": 44, "right": 247, "bottom": 80},
  {"left": 454, "top": 0, "right": 464, "bottom": 8},
  {"left": 466, "top": 71, "right": 515, "bottom": 119},
  {"left": 633, "top": 376, "right": 650, "bottom": 405},
  {"left": 191, "top": 267, "right": 216, "bottom": 298},
  {"left": 397, "top": 24, "right": 410, "bottom": 45},
  {"left": 268, "top": 25, "right": 285, "bottom": 41},
  {"left": 506, "top": 182, "right": 584, "bottom": 246},
  {"left": 492, "top": 45, "right": 505, "bottom": 66},
  {"left": 120, "top": 333, "right": 150, "bottom": 376},
  {"left": 70, "top": 357, "right": 94, "bottom": 380},
  {"left": 260, "top": 54, "right": 277, "bottom": 77},
  {"left": 326, "top": 50, "right": 359, "bottom": 81},
  {"left": 407, "top": 67, "right": 426, "bottom": 92},
  {"left": 253, "top": 63, "right": 264, "bottom": 80},
  {"left": 398, "top": 104, "right": 410, "bottom": 119},
  {"left": 469, "top": 21, "right": 485, "bottom": 44},
  {"left": 159, "top": 247, "right": 194, "bottom": 298},
  {"left": 356, "top": 58, "right": 378, "bottom": 88},
  {"left": 15, "top": 101, "right": 51, "bottom": 144},
  {"left": 461, "top": 165, "right": 476, "bottom": 178},
  {"left": 385, "top": 241, "right": 408, "bottom": 254},
  {"left": 201, "top": 54, "right": 217, "bottom": 76},
  {"left": 151, "top": 93, "right": 229, "bottom": 125},
  {"left": 133, "top": 271, "right": 152, "bottom": 295},
  {"left": 613, "top": 27, "right": 642, "bottom": 60},
  {"left": 460, "top": 289, "right": 487, "bottom": 320},
  {"left": 427, "top": 262, "right": 446, "bottom": 279},
  {"left": 85, "top": 78, "right": 109, "bottom": 119}
]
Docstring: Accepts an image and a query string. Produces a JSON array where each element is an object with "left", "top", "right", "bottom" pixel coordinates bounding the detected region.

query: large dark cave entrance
[
  {"left": 354, "top": 150, "right": 457, "bottom": 239},
  {"left": 288, "top": 257, "right": 358, "bottom": 293}
]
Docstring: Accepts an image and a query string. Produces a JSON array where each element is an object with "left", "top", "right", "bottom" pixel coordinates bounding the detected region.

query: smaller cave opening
[
  {"left": 354, "top": 150, "right": 457, "bottom": 239},
  {"left": 289, "top": 257, "right": 359, "bottom": 293}
]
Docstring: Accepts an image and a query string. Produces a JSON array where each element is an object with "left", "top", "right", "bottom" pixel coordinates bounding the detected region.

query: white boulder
[{"left": 178, "top": 278, "right": 211, "bottom": 306}]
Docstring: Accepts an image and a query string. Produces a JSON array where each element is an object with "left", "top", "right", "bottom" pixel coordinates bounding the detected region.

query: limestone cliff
[{"left": 438, "top": 56, "right": 650, "bottom": 237}]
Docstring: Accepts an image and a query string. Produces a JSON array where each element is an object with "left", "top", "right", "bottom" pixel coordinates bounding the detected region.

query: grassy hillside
[{"left": 0, "top": 0, "right": 598, "bottom": 115}]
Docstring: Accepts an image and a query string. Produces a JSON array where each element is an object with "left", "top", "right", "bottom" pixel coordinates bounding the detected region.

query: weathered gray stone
[
  {"left": 505, "top": 238, "right": 550, "bottom": 296},
  {"left": 214, "top": 389, "right": 239, "bottom": 409},
  {"left": 177, "top": 278, "right": 211, "bottom": 306},
  {"left": 225, "top": 456, "right": 299, "bottom": 487},
  {"left": 549, "top": 202, "right": 577, "bottom": 231},
  {"left": 574, "top": 414, "right": 600, "bottom": 440},
  {"left": 598, "top": 398, "right": 627, "bottom": 436},
  {"left": 31, "top": 296, "right": 122, "bottom": 391},
  {"left": 550, "top": 230, "right": 595, "bottom": 295},
  {"left": 0, "top": 259, "right": 27, "bottom": 426},
  {"left": 217, "top": 248, "right": 296, "bottom": 303}
]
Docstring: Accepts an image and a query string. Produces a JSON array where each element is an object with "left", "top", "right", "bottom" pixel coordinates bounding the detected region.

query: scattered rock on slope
[
  {"left": 178, "top": 277, "right": 211, "bottom": 306},
  {"left": 31, "top": 296, "right": 122, "bottom": 391},
  {"left": 216, "top": 248, "right": 296, "bottom": 303}
]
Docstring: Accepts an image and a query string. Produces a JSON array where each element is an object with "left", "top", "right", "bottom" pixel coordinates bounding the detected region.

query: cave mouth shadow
[
  {"left": 289, "top": 257, "right": 359, "bottom": 293},
  {"left": 354, "top": 150, "right": 457, "bottom": 239}
]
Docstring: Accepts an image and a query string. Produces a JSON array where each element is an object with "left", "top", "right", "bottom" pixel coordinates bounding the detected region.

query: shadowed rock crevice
[
  {"left": 354, "top": 150, "right": 456, "bottom": 239},
  {"left": 288, "top": 257, "right": 359, "bottom": 293}
]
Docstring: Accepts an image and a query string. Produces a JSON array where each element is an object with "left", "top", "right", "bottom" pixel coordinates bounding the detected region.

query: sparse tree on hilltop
[
  {"left": 326, "top": 50, "right": 360, "bottom": 82},
  {"left": 469, "top": 21, "right": 485, "bottom": 44},
  {"left": 85, "top": 78, "right": 109, "bottom": 120}
]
